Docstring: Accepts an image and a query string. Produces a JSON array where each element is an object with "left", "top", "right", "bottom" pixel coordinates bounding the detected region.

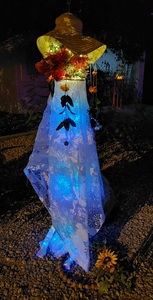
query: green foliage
[{"left": 94, "top": 244, "right": 132, "bottom": 295}]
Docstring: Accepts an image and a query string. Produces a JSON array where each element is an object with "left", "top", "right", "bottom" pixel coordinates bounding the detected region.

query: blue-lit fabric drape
[{"left": 24, "top": 79, "right": 106, "bottom": 272}]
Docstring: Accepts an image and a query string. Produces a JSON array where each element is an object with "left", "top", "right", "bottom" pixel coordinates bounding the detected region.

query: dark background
[{"left": 1, "top": 0, "right": 153, "bottom": 104}]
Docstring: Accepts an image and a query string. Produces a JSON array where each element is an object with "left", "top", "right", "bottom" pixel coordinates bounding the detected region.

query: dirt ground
[{"left": 0, "top": 104, "right": 153, "bottom": 299}]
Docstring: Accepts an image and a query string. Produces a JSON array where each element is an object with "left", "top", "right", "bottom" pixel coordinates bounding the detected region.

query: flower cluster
[{"left": 35, "top": 47, "right": 89, "bottom": 82}]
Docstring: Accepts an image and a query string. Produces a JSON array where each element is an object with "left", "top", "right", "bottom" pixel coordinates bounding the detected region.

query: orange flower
[
  {"left": 70, "top": 55, "right": 89, "bottom": 70},
  {"left": 35, "top": 46, "right": 89, "bottom": 82},
  {"left": 35, "top": 59, "right": 50, "bottom": 74},
  {"left": 60, "top": 83, "right": 70, "bottom": 92},
  {"left": 89, "top": 86, "right": 97, "bottom": 93},
  {"left": 47, "top": 75, "right": 54, "bottom": 82},
  {"left": 51, "top": 68, "right": 65, "bottom": 81},
  {"left": 92, "top": 71, "right": 97, "bottom": 76}
]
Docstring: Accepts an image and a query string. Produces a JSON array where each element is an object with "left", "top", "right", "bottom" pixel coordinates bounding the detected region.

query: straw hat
[{"left": 37, "top": 12, "right": 106, "bottom": 64}]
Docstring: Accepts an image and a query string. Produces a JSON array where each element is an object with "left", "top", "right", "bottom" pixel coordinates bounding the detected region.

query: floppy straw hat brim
[{"left": 37, "top": 13, "right": 106, "bottom": 64}]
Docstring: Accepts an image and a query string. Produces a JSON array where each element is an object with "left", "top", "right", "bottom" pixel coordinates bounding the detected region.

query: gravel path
[{"left": 0, "top": 106, "right": 153, "bottom": 299}]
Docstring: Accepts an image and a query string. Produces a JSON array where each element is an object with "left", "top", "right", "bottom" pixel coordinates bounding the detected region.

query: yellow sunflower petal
[
  {"left": 95, "top": 249, "right": 118, "bottom": 269},
  {"left": 109, "top": 266, "right": 115, "bottom": 273}
]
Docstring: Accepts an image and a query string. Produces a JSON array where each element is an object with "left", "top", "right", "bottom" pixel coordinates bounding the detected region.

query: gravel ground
[{"left": 0, "top": 105, "right": 153, "bottom": 299}]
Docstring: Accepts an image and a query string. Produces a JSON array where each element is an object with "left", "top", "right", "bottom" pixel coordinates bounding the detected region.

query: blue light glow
[
  {"left": 55, "top": 174, "right": 71, "bottom": 196},
  {"left": 63, "top": 257, "right": 74, "bottom": 270},
  {"left": 42, "top": 241, "right": 48, "bottom": 246}
]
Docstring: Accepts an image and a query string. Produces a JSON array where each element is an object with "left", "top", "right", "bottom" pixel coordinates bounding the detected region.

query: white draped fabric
[{"left": 24, "top": 79, "right": 106, "bottom": 272}]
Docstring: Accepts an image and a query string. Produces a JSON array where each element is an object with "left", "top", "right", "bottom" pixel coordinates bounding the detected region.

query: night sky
[
  {"left": 0, "top": 0, "right": 82, "bottom": 42},
  {"left": 1, "top": 0, "right": 153, "bottom": 104}
]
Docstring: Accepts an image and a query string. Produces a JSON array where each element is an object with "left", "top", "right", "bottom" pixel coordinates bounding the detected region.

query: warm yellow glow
[
  {"left": 87, "top": 45, "right": 107, "bottom": 64},
  {"left": 37, "top": 36, "right": 63, "bottom": 57},
  {"left": 115, "top": 74, "right": 124, "bottom": 80},
  {"left": 60, "top": 83, "right": 70, "bottom": 92},
  {"left": 37, "top": 36, "right": 106, "bottom": 63}
]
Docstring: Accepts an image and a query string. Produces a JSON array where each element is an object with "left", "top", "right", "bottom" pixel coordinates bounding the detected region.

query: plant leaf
[
  {"left": 68, "top": 118, "right": 76, "bottom": 127},
  {"left": 59, "top": 108, "right": 65, "bottom": 114},
  {"left": 64, "top": 119, "right": 70, "bottom": 131},
  {"left": 61, "top": 95, "right": 74, "bottom": 107},
  {"left": 66, "top": 104, "right": 75, "bottom": 115},
  {"left": 66, "top": 95, "right": 74, "bottom": 106},
  {"left": 56, "top": 121, "right": 64, "bottom": 130},
  {"left": 98, "top": 281, "right": 110, "bottom": 294},
  {"left": 56, "top": 118, "right": 76, "bottom": 132},
  {"left": 61, "top": 95, "right": 67, "bottom": 107}
]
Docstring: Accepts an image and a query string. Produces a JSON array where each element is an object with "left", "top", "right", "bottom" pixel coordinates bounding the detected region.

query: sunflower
[{"left": 95, "top": 249, "right": 118, "bottom": 271}]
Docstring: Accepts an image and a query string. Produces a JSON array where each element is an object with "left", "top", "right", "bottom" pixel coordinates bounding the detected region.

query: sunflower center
[{"left": 103, "top": 257, "right": 111, "bottom": 264}]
